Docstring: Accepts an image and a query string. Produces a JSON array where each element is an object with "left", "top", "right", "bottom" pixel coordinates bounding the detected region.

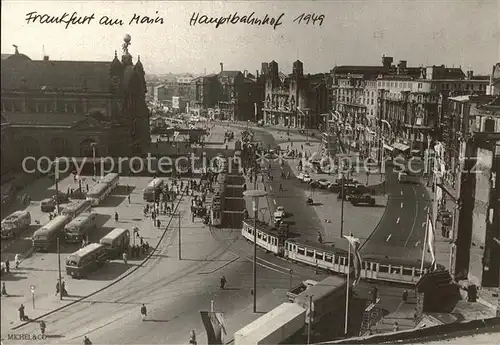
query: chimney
[
  {"left": 43, "top": 55, "right": 49, "bottom": 61},
  {"left": 220, "top": 63, "right": 223, "bottom": 72},
  {"left": 244, "top": 70, "right": 248, "bottom": 78},
  {"left": 382, "top": 55, "right": 393, "bottom": 68}
]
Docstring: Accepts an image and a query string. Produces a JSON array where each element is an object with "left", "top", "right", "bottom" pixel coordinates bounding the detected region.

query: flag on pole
[
  {"left": 200, "top": 311, "right": 227, "bottom": 344},
  {"left": 343, "top": 235, "right": 362, "bottom": 286},
  {"left": 427, "top": 214, "right": 436, "bottom": 270}
]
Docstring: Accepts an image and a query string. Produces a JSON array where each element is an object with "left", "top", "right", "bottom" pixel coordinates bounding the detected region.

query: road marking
[
  {"left": 401, "top": 191, "right": 403, "bottom": 196},
  {"left": 404, "top": 185, "right": 419, "bottom": 247},
  {"left": 386, "top": 234, "right": 392, "bottom": 242},
  {"left": 401, "top": 202, "right": 404, "bottom": 208},
  {"left": 273, "top": 199, "right": 276, "bottom": 205},
  {"left": 396, "top": 217, "right": 400, "bottom": 224}
]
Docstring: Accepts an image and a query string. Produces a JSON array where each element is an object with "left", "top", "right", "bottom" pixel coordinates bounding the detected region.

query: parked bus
[
  {"left": 65, "top": 243, "right": 108, "bottom": 278},
  {"left": 1, "top": 210, "right": 31, "bottom": 239},
  {"left": 32, "top": 215, "right": 71, "bottom": 251},
  {"left": 101, "top": 173, "right": 120, "bottom": 190},
  {"left": 86, "top": 182, "right": 111, "bottom": 206},
  {"left": 61, "top": 200, "right": 92, "bottom": 220},
  {"left": 99, "top": 228, "right": 130, "bottom": 259},
  {"left": 143, "top": 178, "right": 164, "bottom": 202},
  {"left": 64, "top": 212, "right": 97, "bottom": 243}
]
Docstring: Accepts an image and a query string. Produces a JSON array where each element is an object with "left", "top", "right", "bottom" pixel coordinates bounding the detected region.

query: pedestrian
[
  {"left": 18, "top": 304, "right": 26, "bottom": 321},
  {"left": 86, "top": 184, "right": 89, "bottom": 192},
  {"left": 140, "top": 303, "right": 147, "bottom": 321},
  {"left": 114, "top": 212, "right": 119, "bottom": 222},
  {"left": 140, "top": 237, "right": 144, "bottom": 246},
  {"left": 156, "top": 219, "right": 161, "bottom": 228},
  {"left": 14, "top": 254, "right": 21, "bottom": 269},
  {"left": 55, "top": 281, "right": 60, "bottom": 296},
  {"left": 61, "top": 281, "right": 67, "bottom": 296},
  {"left": 122, "top": 252, "right": 128, "bottom": 265},
  {"left": 393, "top": 321, "right": 399, "bottom": 332},
  {"left": 402, "top": 290, "right": 408, "bottom": 303},
  {"left": 1, "top": 282, "right": 7, "bottom": 296},
  {"left": 39, "top": 320, "right": 46, "bottom": 335},
  {"left": 83, "top": 336, "right": 92, "bottom": 345},
  {"left": 4, "top": 259, "right": 9, "bottom": 273},
  {"left": 128, "top": 195, "right": 131, "bottom": 204}
]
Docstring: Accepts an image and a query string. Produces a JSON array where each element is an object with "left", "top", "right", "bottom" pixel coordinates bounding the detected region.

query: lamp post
[
  {"left": 52, "top": 159, "right": 61, "bottom": 215},
  {"left": 243, "top": 189, "right": 268, "bottom": 313},
  {"left": 90, "top": 142, "right": 97, "bottom": 182}
]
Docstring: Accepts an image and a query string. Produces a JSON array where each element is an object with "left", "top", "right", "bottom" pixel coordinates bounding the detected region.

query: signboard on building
[{"left": 172, "top": 96, "right": 180, "bottom": 109}]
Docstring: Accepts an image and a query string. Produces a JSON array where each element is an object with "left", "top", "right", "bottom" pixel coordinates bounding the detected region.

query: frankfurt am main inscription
[{"left": 24, "top": 11, "right": 325, "bottom": 29}]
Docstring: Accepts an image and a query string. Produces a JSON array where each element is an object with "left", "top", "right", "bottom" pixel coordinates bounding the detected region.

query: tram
[{"left": 241, "top": 219, "right": 432, "bottom": 285}]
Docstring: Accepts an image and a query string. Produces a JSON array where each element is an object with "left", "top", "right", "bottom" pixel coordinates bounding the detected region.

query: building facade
[
  {"left": 262, "top": 60, "right": 328, "bottom": 129},
  {"left": 440, "top": 95, "right": 500, "bottom": 288},
  {"left": 378, "top": 65, "right": 489, "bottom": 154},
  {"left": 0, "top": 39, "right": 150, "bottom": 172},
  {"left": 189, "top": 65, "right": 261, "bottom": 121}
]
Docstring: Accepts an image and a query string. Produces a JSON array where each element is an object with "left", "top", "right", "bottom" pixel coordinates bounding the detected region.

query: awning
[
  {"left": 383, "top": 144, "right": 394, "bottom": 151},
  {"left": 393, "top": 143, "right": 410, "bottom": 152}
]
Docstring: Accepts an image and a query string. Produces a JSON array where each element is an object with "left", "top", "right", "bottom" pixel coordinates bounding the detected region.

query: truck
[
  {"left": 234, "top": 302, "right": 306, "bottom": 345},
  {"left": 293, "top": 276, "right": 347, "bottom": 325},
  {"left": 287, "top": 280, "right": 319, "bottom": 302}
]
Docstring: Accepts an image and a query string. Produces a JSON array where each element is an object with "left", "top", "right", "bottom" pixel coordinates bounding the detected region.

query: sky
[{"left": 1, "top": 0, "right": 499, "bottom": 76}]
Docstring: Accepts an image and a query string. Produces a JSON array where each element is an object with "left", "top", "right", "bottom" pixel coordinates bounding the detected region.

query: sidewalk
[{"left": 0, "top": 176, "right": 198, "bottom": 337}]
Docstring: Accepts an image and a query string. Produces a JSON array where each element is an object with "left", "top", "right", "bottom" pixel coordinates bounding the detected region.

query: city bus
[
  {"left": 65, "top": 243, "right": 108, "bottom": 278},
  {"left": 64, "top": 212, "right": 97, "bottom": 243},
  {"left": 61, "top": 200, "right": 92, "bottom": 220},
  {"left": 86, "top": 182, "right": 111, "bottom": 206},
  {"left": 32, "top": 215, "right": 71, "bottom": 251},
  {"left": 143, "top": 178, "right": 164, "bottom": 202},
  {"left": 101, "top": 173, "right": 120, "bottom": 190},
  {"left": 1, "top": 210, "right": 31, "bottom": 239},
  {"left": 99, "top": 228, "right": 130, "bottom": 259}
]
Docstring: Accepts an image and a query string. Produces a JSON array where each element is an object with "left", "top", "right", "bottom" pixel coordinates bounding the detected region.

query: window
[
  {"left": 315, "top": 252, "right": 324, "bottom": 260},
  {"left": 325, "top": 255, "right": 333, "bottom": 263},
  {"left": 371, "top": 99, "right": 374, "bottom": 105},
  {"left": 418, "top": 83, "right": 422, "bottom": 89},
  {"left": 402, "top": 268, "right": 413, "bottom": 276},
  {"left": 257, "top": 232, "right": 262, "bottom": 239},
  {"left": 392, "top": 266, "right": 401, "bottom": 274},
  {"left": 306, "top": 250, "right": 314, "bottom": 257},
  {"left": 379, "top": 265, "right": 389, "bottom": 273},
  {"left": 334, "top": 256, "right": 339, "bottom": 264},
  {"left": 484, "top": 118, "right": 495, "bottom": 132},
  {"left": 262, "top": 235, "right": 267, "bottom": 242},
  {"left": 298, "top": 247, "right": 305, "bottom": 255}
]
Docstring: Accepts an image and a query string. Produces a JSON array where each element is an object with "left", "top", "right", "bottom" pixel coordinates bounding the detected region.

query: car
[
  {"left": 302, "top": 174, "right": 312, "bottom": 183},
  {"left": 350, "top": 194, "right": 376, "bottom": 206},
  {"left": 317, "top": 179, "right": 330, "bottom": 189},
  {"left": 273, "top": 206, "right": 285, "bottom": 221}
]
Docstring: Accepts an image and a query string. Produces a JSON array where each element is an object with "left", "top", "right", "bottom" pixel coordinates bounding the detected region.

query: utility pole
[
  {"left": 54, "top": 159, "right": 60, "bottom": 215},
  {"left": 289, "top": 269, "right": 293, "bottom": 290},
  {"left": 178, "top": 212, "right": 182, "bottom": 260},
  {"left": 344, "top": 237, "right": 351, "bottom": 335},
  {"left": 340, "top": 172, "right": 345, "bottom": 238},
  {"left": 57, "top": 237, "right": 62, "bottom": 300}
]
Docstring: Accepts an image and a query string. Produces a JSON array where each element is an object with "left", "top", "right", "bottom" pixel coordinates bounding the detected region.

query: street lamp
[
  {"left": 52, "top": 159, "right": 61, "bottom": 215},
  {"left": 90, "top": 142, "right": 97, "bottom": 182},
  {"left": 243, "top": 189, "right": 268, "bottom": 313}
]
